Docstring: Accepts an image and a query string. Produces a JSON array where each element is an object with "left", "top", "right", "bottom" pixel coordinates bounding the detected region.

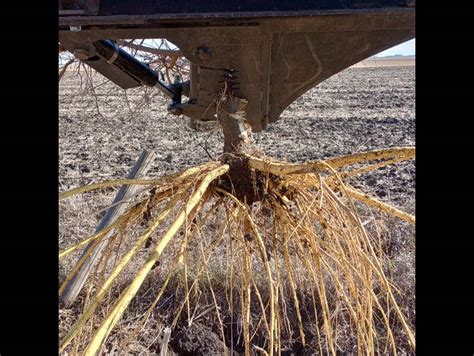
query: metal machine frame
[{"left": 59, "top": 1, "right": 415, "bottom": 132}]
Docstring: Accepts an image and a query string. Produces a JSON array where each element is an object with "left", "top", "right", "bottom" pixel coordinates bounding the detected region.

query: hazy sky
[{"left": 377, "top": 39, "right": 415, "bottom": 57}]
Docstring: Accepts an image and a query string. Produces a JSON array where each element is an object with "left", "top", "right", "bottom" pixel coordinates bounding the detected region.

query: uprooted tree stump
[{"left": 59, "top": 87, "right": 415, "bottom": 355}]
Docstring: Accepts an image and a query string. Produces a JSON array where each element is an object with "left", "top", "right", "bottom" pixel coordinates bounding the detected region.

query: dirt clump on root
[{"left": 216, "top": 155, "right": 271, "bottom": 205}]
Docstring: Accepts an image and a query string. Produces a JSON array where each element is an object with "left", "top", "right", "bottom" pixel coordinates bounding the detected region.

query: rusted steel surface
[{"left": 59, "top": 1, "right": 415, "bottom": 131}]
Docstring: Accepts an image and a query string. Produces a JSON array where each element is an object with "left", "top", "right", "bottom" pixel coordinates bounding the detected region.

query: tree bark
[{"left": 218, "top": 95, "right": 252, "bottom": 153}]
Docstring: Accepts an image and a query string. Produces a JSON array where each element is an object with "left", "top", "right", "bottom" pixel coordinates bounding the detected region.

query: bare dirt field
[
  {"left": 59, "top": 66, "right": 415, "bottom": 354},
  {"left": 352, "top": 55, "right": 415, "bottom": 68}
]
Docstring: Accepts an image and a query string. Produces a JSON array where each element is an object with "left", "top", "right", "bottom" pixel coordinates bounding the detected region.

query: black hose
[{"left": 93, "top": 39, "right": 176, "bottom": 98}]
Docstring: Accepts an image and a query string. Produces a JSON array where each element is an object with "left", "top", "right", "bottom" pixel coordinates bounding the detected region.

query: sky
[{"left": 376, "top": 39, "right": 415, "bottom": 57}]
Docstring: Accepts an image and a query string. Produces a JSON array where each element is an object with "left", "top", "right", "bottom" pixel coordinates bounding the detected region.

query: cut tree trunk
[
  {"left": 218, "top": 94, "right": 252, "bottom": 153},
  {"left": 216, "top": 92, "right": 268, "bottom": 205}
]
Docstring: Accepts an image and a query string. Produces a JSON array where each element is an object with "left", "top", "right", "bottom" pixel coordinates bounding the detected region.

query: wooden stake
[{"left": 60, "top": 149, "right": 157, "bottom": 306}]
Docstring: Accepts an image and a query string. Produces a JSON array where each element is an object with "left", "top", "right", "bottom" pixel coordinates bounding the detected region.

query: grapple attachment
[{"left": 59, "top": 0, "right": 415, "bottom": 132}]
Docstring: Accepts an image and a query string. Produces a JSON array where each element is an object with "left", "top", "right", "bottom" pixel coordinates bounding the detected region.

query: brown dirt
[
  {"left": 170, "top": 323, "right": 236, "bottom": 356},
  {"left": 59, "top": 66, "right": 415, "bottom": 354},
  {"left": 352, "top": 56, "right": 415, "bottom": 68}
]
